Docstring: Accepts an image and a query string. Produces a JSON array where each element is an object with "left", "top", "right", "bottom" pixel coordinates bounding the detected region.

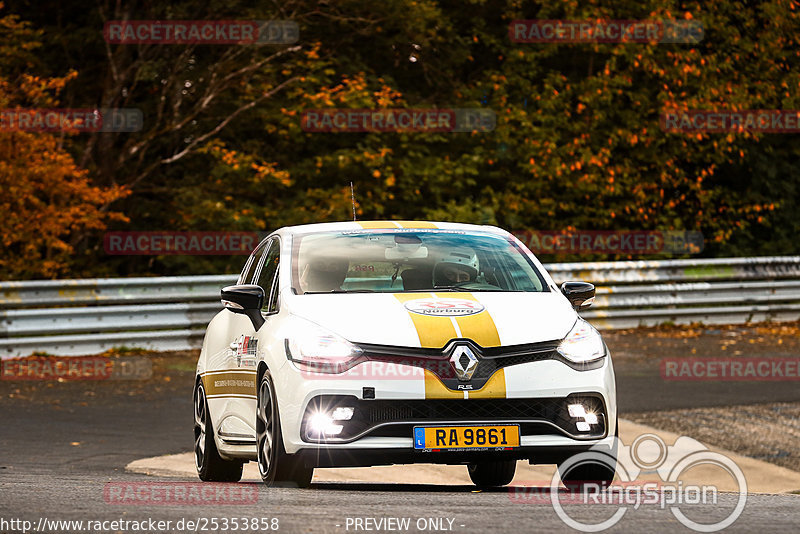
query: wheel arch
[
  {"left": 257, "top": 361, "right": 269, "bottom": 387},
  {"left": 256, "top": 360, "right": 295, "bottom": 452}
]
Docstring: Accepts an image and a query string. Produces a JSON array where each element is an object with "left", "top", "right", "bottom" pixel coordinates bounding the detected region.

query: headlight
[
  {"left": 285, "top": 317, "right": 364, "bottom": 373},
  {"left": 557, "top": 319, "right": 606, "bottom": 364}
]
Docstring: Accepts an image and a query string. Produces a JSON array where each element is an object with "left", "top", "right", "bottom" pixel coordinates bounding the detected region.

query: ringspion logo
[
  {"left": 509, "top": 433, "right": 746, "bottom": 532},
  {"left": 510, "top": 480, "right": 666, "bottom": 505}
]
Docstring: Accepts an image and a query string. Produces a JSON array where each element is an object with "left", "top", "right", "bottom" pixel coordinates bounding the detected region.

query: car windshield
[{"left": 291, "top": 229, "right": 547, "bottom": 294}]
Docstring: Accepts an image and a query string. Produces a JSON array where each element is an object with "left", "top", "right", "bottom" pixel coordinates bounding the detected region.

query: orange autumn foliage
[
  {"left": 0, "top": 130, "right": 129, "bottom": 278},
  {"left": 0, "top": 6, "right": 128, "bottom": 278}
]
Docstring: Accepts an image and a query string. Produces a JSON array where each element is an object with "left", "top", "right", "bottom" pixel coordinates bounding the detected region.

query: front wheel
[
  {"left": 256, "top": 369, "right": 313, "bottom": 487},
  {"left": 194, "top": 380, "right": 243, "bottom": 482},
  {"left": 467, "top": 460, "right": 516, "bottom": 487}
]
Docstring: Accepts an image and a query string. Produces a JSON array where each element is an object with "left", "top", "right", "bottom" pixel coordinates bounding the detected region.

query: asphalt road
[{"left": 1, "top": 326, "right": 799, "bottom": 534}]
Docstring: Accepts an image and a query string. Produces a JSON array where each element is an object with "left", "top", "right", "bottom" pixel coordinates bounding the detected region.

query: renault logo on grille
[{"left": 450, "top": 345, "right": 478, "bottom": 381}]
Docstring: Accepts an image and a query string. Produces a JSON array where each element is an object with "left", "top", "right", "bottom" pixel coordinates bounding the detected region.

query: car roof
[{"left": 274, "top": 221, "right": 511, "bottom": 237}]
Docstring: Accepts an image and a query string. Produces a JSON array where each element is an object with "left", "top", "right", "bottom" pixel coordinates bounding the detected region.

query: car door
[{"left": 214, "top": 238, "right": 277, "bottom": 443}]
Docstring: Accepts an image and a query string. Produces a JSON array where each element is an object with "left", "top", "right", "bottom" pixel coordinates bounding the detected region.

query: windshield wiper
[
  {"left": 401, "top": 286, "right": 509, "bottom": 292},
  {"left": 303, "top": 289, "right": 376, "bottom": 294},
  {"left": 432, "top": 285, "right": 469, "bottom": 291},
  {"left": 396, "top": 287, "right": 462, "bottom": 292},
  {"left": 394, "top": 286, "right": 470, "bottom": 292}
]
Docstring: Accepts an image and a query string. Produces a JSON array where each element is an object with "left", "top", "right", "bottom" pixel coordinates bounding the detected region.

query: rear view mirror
[
  {"left": 560, "top": 281, "right": 595, "bottom": 311},
  {"left": 394, "top": 234, "right": 422, "bottom": 245},
  {"left": 221, "top": 284, "right": 265, "bottom": 329},
  {"left": 385, "top": 234, "right": 428, "bottom": 260},
  {"left": 385, "top": 246, "right": 429, "bottom": 260}
]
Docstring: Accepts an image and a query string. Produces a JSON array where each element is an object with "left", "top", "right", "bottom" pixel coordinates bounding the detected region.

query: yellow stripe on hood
[
  {"left": 395, "top": 292, "right": 501, "bottom": 348},
  {"left": 436, "top": 292, "right": 501, "bottom": 348},
  {"left": 396, "top": 221, "right": 437, "bottom": 229},
  {"left": 394, "top": 293, "right": 457, "bottom": 348},
  {"left": 356, "top": 221, "right": 438, "bottom": 230},
  {"left": 357, "top": 221, "right": 399, "bottom": 229},
  {"left": 396, "top": 292, "right": 505, "bottom": 399}
]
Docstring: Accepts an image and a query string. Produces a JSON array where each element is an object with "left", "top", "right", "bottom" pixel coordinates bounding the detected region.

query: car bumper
[
  {"left": 292, "top": 440, "right": 618, "bottom": 468},
  {"left": 272, "top": 354, "right": 617, "bottom": 460}
]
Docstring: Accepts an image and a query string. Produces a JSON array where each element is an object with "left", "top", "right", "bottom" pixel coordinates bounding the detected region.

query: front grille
[
  {"left": 470, "top": 353, "right": 556, "bottom": 379},
  {"left": 301, "top": 394, "right": 607, "bottom": 443},
  {"left": 373, "top": 405, "right": 415, "bottom": 421},
  {"left": 365, "top": 398, "right": 558, "bottom": 422},
  {"left": 357, "top": 339, "right": 562, "bottom": 383}
]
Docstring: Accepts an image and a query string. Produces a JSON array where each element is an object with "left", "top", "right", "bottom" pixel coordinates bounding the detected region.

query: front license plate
[{"left": 413, "top": 425, "right": 520, "bottom": 450}]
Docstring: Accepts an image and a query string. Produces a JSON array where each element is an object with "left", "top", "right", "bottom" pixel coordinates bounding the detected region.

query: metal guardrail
[
  {"left": 549, "top": 257, "right": 800, "bottom": 329},
  {"left": 0, "top": 257, "right": 798, "bottom": 357},
  {"left": 0, "top": 275, "right": 234, "bottom": 308}
]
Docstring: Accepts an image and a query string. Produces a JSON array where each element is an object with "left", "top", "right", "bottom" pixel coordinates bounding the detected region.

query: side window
[
  {"left": 239, "top": 239, "right": 270, "bottom": 284},
  {"left": 255, "top": 239, "right": 281, "bottom": 313}
]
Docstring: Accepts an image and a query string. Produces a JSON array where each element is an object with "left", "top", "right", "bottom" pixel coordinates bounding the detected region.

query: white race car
[{"left": 194, "top": 221, "right": 617, "bottom": 487}]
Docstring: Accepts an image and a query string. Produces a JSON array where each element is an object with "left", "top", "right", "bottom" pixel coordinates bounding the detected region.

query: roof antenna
[{"left": 350, "top": 181, "right": 357, "bottom": 221}]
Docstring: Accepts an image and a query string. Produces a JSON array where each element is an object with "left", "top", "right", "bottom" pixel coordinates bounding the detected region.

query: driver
[
  {"left": 300, "top": 257, "right": 349, "bottom": 293},
  {"left": 432, "top": 250, "right": 479, "bottom": 286}
]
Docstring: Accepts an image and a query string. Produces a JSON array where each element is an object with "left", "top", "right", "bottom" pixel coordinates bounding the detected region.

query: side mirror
[
  {"left": 561, "top": 281, "right": 595, "bottom": 311},
  {"left": 221, "top": 284, "right": 265, "bottom": 330}
]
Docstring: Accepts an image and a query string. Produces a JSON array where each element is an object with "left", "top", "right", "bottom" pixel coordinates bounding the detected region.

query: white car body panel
[
  {"left": 288, "top": 292, "right": 576, "bottom": 347},
  {"left": 196, "top": 221, "right": 617, "bottom": 465}
]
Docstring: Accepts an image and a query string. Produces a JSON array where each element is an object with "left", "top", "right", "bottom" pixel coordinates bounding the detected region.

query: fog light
[
  {"left": 568, "top": 402, "right": 601, "bottom": 433},
  {"left": 568, "top": 404, "right": 586, "bottom": 418},
  {"left": 325, "top": 424, "right": 344, "bottom": 435},
  {"left": 307, "top": 412, "right": 344, "bottom": 436},
  {"left": 332, "top": 407, "right": 354, "bottom": 421},
  {"left": 308, "top": 412, "right": 333, "bottom": 432}
]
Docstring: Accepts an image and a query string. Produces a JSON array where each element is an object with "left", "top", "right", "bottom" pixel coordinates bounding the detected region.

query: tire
[
  {"left": 194, "top": 380, "right": 244, "bottom": 482},
  {"left": 256, "top": 369, "right": 314, "bottom": 488},
  {"left": 558, "top": 457, "right": 616, "bottom": 491},
  {"left": 467, "top": 460, "right": 517, "bottom": 487},
  {"left": 558, "top": 415, "right": 619, "bottom": 491}
]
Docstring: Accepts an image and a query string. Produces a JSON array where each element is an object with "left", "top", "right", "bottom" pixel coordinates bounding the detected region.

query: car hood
[{"left": 285, "top": 291, "right": 577, "bottom": 348}]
